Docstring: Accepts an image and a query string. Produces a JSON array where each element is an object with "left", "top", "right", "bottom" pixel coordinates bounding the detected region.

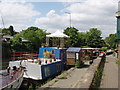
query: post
[
  {"left": 46, "top": 37, "right": 49, "bottom": 47},
  {"left": 65, "top": 12, "right": 71, "bottom": 27}
]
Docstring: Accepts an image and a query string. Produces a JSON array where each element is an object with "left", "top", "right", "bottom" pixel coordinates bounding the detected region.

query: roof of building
[
  {"left": 67, "top": 47, "right": 81, "bottom": 52},
  {"left": 46, "top": 30, "right": 69, "bottom": 38},
  {"left": 3, "top": 36, "right": 13, "bottom": 39}
]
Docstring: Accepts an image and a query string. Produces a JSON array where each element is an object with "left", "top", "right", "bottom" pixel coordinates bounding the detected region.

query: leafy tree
[
  {"left": 101, "top": 47, "right": 107, "bottom": 52},
  {"left": 78, "top": 32, "right": 87, "bottom": 47},
  {"left": 104, "top": 34, "right": 117, "bottom": 49},
  {"left": 1, "top": 25, "right": 17, "bottom": 36},
  {"left": 19, "top": 26, "right": 46, "bottom": 50},
  {"left": 1, "top": 28, "right": 11, "bottom": 36},
  {"left": 86, "top": 28, "right": 103, "bottom": 48},
  {"left": 9, "top": 25, "right": 14, "bottom": 36},
  {"left": 64, "top": 27, "right": 79, "bottom": 47},
  {"left": 10, "top": 34, "right": 23, "bottom": 52}
]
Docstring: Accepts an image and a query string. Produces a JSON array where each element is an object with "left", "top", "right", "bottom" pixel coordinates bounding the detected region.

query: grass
[
  {"left": 112, "top": 52, "right": 115, "bottom": 57},
  {"left": 54, "top": 79, "right": 58, "bottom": 82},
  {"left": 48, "top": 84, "right": 53, "bottom": 86},
  {"left": 90, "top": 55, "right": 106, "bottom": 88},
  {"left": 57, "top": 75, "right": 67, "bottom": 79},
  {"left": 116, "top": 60, "right": 120, "bottom": 66}
]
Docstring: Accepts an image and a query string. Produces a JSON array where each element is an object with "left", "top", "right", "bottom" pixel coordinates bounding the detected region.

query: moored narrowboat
[
  {"left": 0, "top": 66, "right": 24, "bottom": 90},
  {"left": 9, "top": 47, "right": 67, "bottom": 80}
]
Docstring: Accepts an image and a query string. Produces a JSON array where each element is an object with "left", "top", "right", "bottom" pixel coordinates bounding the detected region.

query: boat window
[
  {"left": 67, "top": 52, "right": 75, "bottom": 58},
  {"left": 52, "top": 50, "right": 55, "bottom": 54},
  {"left": 44, "top": 49, "right": 47, "bottom": 53}
]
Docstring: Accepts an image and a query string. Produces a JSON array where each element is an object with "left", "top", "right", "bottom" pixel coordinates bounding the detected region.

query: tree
[
  {"left": 104, "top": 34, "right": 117, "bottom": 49},
  {"left": 2, "top": 28, "right": 11, "bottom": 36},
  {"left": 10, "top": 34, "right": 23, "bottom": 52},
  {"left": 19, "top": 26, "right": 46, "bottom": 50},
  {"left": 9, "top": 25, "right": 14, "bottom": 36},
  {"left": 78, "top": 32, "right": 87, "bottom": 47},
  {"left": 64, "top": 27, "right": 79, "bottom": 47},
  {"left": 86, "top": 28, "right": 103, "bottom": 48},
  {"left": 1, "top": 25, "right": 17, "bottom": 36}
]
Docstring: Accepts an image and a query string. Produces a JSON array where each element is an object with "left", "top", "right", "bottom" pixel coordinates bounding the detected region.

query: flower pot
[
  {"left": 38, "top": 60, "right": 41, "bottom": 65},
  {"left": 50, "top": 59, "right": 52, "bottom": 63}
]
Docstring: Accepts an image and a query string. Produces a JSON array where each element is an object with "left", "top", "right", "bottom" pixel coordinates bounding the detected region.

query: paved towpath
[
  {"left": 41, "top": 66, "right": 89, "bottom": 88},
  {"left": 100, "top": 55, "right": 118, "bottom": 88}
]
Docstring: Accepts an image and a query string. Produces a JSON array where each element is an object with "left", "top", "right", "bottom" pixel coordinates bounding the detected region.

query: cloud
[
  {"left": 35, "top": 0, "right": 118, "bottom": 37},
  {"left": 11, "top": 24, "right": 29, "bottom": 32},
  {"left": 1, "top": 0, "right": 119, "bottom": 38},
  {"left": 1, "top": 0, "right": 87, "bottom": 3},
  {"left": 0, "top": 1, "right": 40, "bottom": 31},
  {"left": 35, "top": 10, "right": 69, "bottom": 32}
]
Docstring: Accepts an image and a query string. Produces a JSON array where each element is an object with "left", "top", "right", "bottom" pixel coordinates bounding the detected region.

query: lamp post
[
  {"left": 65, "top": 12, "right": 71, "bottom": 27},
  {"left": 0, "top": 13, "right": 5, "bottom": 29}
]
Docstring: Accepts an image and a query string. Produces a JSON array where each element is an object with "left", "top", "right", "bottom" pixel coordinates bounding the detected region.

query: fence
[{"left": 10, "top": 51, "right": 38, "bottom": 60}]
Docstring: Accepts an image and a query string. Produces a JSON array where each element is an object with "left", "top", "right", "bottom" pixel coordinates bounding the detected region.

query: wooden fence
[{"left": 10, "top": 51, "right": 38, "bottom": 60}]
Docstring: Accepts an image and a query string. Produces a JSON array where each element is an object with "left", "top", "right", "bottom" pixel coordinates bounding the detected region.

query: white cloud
[
  {"left": 1, "top": 0, "right": 119, "bottom": 37},
  {"left": 12, "top": 24, "right": 29, "bottom": 32},
  {"left": 35, "top": 10, "right": 68, "bottom": 33},
  {"left": 1, "top": 0, "right": 87, "bottom": 3},
  {"left": 0, "top": 2, "right": 40, "bottom": 31},
  {"left": 35, "top": 0, "right": 119, "bottom": 37}
]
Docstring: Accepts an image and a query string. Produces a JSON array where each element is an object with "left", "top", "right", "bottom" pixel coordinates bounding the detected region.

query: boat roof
[
  {"left": 67, "top": 47, "right": 81, "bottom": 52},
  {"left": 40, "top": 47, "right": 67, "bottom": 50}
]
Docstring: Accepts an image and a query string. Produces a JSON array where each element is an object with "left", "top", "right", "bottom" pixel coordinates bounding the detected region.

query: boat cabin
[
  {"left": 66, "top": 47, "right": 100, "bottom": 66},
  {"left": 38, "top": 47, "right": 67, "bottom": 63},
  {"left": 66, "top": 47, "right": 81, "bottom": 65},
  {"left": 81, "top": 48, "right": 100, "bottom": 60}
]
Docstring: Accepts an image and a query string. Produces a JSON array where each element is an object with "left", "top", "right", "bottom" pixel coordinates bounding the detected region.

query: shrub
[
  {"left": 101, "top": 47, "right": 107, "bottom": 52},
  {"left": 84, "top": 55, "right": 90, "bottom": 61}
]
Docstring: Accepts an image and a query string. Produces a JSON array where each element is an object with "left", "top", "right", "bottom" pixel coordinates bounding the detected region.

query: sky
[{"left": 0, "top": 0, "right": 119, "bottom": 38}]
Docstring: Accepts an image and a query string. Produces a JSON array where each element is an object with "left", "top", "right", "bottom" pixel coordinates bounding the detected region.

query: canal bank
[{"left": 39, "top": 57, "right": 103, "bottom": 89}]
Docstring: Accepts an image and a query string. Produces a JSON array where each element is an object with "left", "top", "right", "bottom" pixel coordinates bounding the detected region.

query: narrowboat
[
  {"left": 0, "top": 66, "right": 24, "bottom": 90},
  {"left": 66, "top": 47, "right": 100, "bottom": 66},
  {"left": 9, "top": 47, "right": 66, "bottom": 80}
]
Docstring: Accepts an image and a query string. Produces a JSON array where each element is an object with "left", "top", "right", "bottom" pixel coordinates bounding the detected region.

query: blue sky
[
  {"left": 32, "top": 2, "right": 65, "bottom": 16},
  {"left": 0, "top": 0, "right": 119, "bottom": 38}
]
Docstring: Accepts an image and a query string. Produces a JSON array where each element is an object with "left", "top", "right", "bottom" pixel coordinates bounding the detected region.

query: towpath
[
  {"left": 41, "top": 65, "right": 89, "bottom": 88},
  {"left": 100, "top": 55, "right": 118, "bottom": 88},
  {"left": 40, "top": 57, "right": 101, "bottom": 88}
]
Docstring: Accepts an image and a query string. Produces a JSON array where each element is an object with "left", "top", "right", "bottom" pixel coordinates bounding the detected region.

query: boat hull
[{"left": 1, "top": 69, "right": 24, "bottom": 90}]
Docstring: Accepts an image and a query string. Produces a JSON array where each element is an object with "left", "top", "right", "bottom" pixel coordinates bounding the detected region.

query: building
[{"left": 116, "top": 1, "right": 120, "bottom": 59}]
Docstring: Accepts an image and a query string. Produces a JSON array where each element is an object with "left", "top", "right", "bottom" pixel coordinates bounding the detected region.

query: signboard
[{"left": 76, "top": 53, "right": 79, "bottom": 60}]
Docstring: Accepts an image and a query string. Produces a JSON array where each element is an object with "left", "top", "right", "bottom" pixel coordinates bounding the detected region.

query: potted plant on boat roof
[
  {"left": 44, "top": 51, "right": 52, "bottom": 58},
  {"left": 38, "top": 58, "right": 41, "bottom": 65}
]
